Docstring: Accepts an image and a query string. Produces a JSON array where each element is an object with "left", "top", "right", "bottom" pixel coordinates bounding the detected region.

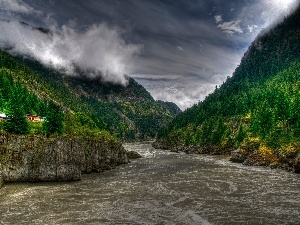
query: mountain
[
  {"left": 0, "top": 32, "right": 178, "bottom": 141},
  {"left": 154, "top": 5, "right": 300, "bottom": 170},
  {"left": 156, "top": 100, "right": 182, "bottom": 115}
]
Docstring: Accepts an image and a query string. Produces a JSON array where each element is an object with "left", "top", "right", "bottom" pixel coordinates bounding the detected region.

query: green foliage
[
  {"left": 14, "top": 57, "right": 176, "bottom": 141},
  {"left": 157, "top": 100, "right": 182, "bottom": 115},
  {"left": 0, "top": 62, "right": 50, "bottom": 135},
  {"left": 43, "top": 101, "right": 64, "bottom": 136},
  {"left": 28, "top": 120, "right": 43, "bottom": 135},
  {"left": 156, "top": 6, "right": 300, "bottom": 159},
  {"left": 64, "top": 112, "right": 99, "bottom": 137},
  {"left": 3, "top": 108, "right": 29, "bottom": 135},
  {"left": 0, "top": 39, "right": 177, "bottom": 140},
  {"left": 64, "top": 112, "right": 118, "bottom": 141},
  {"left": 3, "top": 83, "right": 29, "bottom": 134},
  {"left": 235, "top": 123, "right": 247, "bottom": 147},
  {"left": 249, "top": 62, "right": 300, "bottom": 149}
]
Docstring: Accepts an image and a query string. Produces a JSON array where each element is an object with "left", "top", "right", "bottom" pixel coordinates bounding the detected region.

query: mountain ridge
[
  {"left": 0, "top": 23, "right": 180, "bottom": 141},
  {"left": 154, "top": 4, "right": 300, "bottom": 171}
]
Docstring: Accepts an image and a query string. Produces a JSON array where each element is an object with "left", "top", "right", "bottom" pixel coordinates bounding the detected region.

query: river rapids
[{"left": 0, "top": 142, "right": 299, "bottom": 224}]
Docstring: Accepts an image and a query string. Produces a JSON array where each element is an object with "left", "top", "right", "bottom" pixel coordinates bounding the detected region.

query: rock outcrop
[
  {"left": 153, "top": 141, "right": 300, "bottom": 173},
  {"left": 230, "top": 149, "right": 248, "bottom": 163},
  {"left": 230, "top": 147, "right": 300, "bottom": 173},
  {"left": 292, "top": 157, "right": 300, "bottom": 173},
  {"left": 0, "top": 133, "right": 129, "bottom": 184},
  {"left": 0, "top": 172, "right": 3, "bottom": 188},
  {"left": 126, "top": 151, "right": 142, "bottom": 159}
]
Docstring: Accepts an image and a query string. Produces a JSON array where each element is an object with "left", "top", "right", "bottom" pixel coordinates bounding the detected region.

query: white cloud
[
  {"left": 217, "top": 20, "right": 243, "bottom": 34},
  {"left": 261, "top": 0, "right": 298, "bottom": 27},
  {"left": 211, "top": 74, "right": 226, "bottom": 84},
  {"left": 214, "top": 15, "right": 223, "bottom": 23},
  {"left": 247, "top": 24, "right": 258, "bottom": 33},
  {"left": 237, "top": 0, "right": 298, "bottom": 35},
  {"left": 164, "top": 86, "right": 178, "bottom": 93},
  {"left": 131, "top": 74, "right": 181, "bottom": 80},
  {"left": 152, "top": 81, "right": 218, "bottom": 110},
  {"left": 0, "top": 21, "right": 142, "bottom": 85},
  {"left": 133, "top": 38, "right": 243, "bottom": 110},
  {"left": 0, "top": 0, "right": 41, "bottom": 15},
  {"left": 264, "top": 0, "right": 297, "bottom": 11},
  {"left": 136, "top": 69, "right": 234, "bottom": 110}
]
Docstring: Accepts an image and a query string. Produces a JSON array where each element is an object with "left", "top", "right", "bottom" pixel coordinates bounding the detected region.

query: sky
[{"left": 0, "top": 0, "right": 298, "bottom": 109}]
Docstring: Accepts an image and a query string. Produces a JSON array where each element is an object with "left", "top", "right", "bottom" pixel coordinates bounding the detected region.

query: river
[{"left": 0, "top": 142, "right": 299, "bottom": 225}]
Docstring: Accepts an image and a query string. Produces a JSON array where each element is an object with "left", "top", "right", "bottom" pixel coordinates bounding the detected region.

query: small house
[{"left": 27, "top": 115, "right": 42, "bottom": 122}]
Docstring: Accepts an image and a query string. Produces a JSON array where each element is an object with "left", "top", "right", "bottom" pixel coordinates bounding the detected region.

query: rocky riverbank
[
  {"left": 230, "top": 148, "right": 300, "bottom": 173},
  {"left": 0, "top": 133, "right": 129, "bottom": 186},
  {"left": 152, "top": 141, "right": 230, "bottom": 155},
  {"left": 0, "top": 173, "right": 3, "bottom": 189},
  {"left": 153, "top": 141, "right": 300, "bottom": 173}
]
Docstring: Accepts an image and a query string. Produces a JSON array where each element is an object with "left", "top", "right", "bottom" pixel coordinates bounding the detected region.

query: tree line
[{"left": 156, "top": 6, "right": 300, "bottom": 162}]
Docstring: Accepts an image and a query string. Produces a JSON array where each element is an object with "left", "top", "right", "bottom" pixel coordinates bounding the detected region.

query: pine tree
[
  {"left": 43, "top": 101, "right": 64, "bottom": 136},
  {"left": 3, "top": 86, "right": 29, "bottom": 134}
]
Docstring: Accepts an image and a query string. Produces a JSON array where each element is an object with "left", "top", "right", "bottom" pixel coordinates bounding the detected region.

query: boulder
[
  {"left": 127, "top": 151, "right": 142, "bottom": 159},
  {"left": 292, "top": 156, "right": 300, "bottom": 173},
  {"left": 230, "top": 149, "right": 248, "bottom": 163},
  {"left": 0, "top": 172, "right": 3, "bottom": 189}
]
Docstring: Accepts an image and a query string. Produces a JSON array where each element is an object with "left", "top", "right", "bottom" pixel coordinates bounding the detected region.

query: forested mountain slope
[
  {"left": 156, "top": 100, "right": 182, "bottom": 116},
  {"left": 154, "top": 5, "right": 300, "bottom": 169},
  {"left": 0, "top": 43, "right": 178, "bottom": 141}
]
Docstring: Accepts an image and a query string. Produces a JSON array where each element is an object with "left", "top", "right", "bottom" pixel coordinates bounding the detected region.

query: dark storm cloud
[{"left": 0, "top": 0, "right": 298, "bottom": 109}]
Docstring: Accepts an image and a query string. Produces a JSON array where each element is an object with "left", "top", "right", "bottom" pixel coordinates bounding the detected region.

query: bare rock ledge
[{"left": 0, "top": 133, "right": 129, "bottom": 185}]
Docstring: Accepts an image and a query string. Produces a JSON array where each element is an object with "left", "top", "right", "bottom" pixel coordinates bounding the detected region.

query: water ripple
[{"left": 0, "top": 143, "right": 299, "bottom": 224}]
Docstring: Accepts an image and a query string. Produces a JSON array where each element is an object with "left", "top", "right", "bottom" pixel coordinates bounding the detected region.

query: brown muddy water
[{"left": 0, "top": 142, "right": 299, "bottom": 225}]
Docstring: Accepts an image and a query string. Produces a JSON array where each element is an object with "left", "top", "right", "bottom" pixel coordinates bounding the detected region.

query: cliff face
[{"left": 0, "top": 133, "right": 129, "bottom": 183}]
